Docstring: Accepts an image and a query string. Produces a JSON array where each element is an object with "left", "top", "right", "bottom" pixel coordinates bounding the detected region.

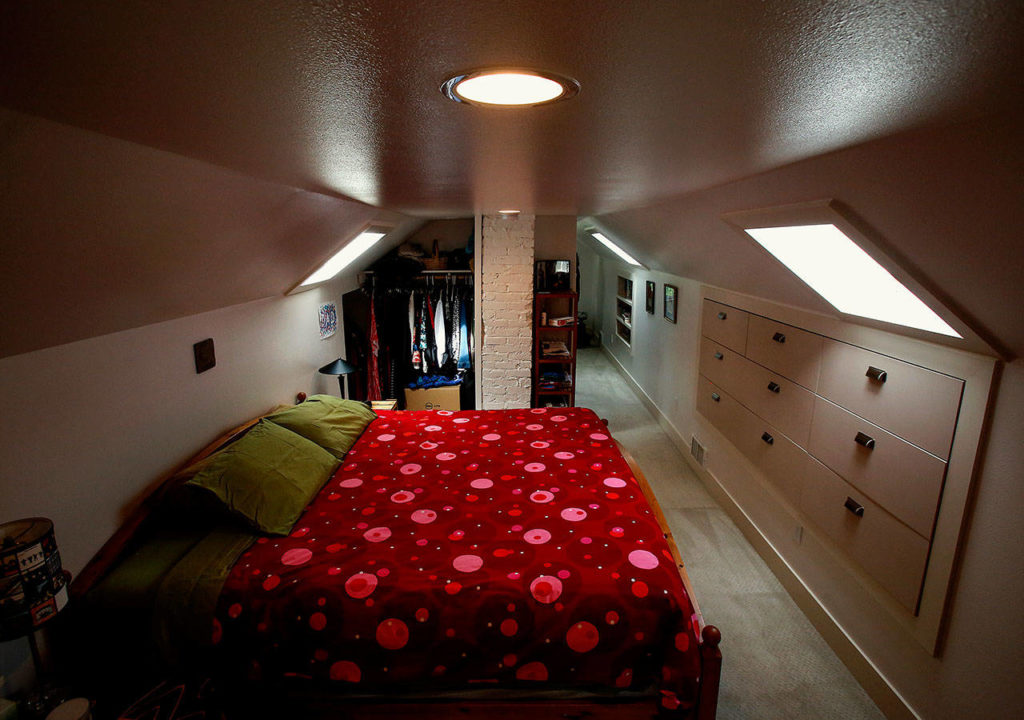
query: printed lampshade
[{"left": 0, "top": 518, "right": 68, "bottom": 641}]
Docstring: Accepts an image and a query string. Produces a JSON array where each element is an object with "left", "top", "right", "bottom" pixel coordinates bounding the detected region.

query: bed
[{"left": 73, "top": 397, "right": 721, "bottom": 719}]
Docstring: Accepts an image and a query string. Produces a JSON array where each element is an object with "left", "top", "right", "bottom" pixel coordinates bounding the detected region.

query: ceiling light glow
[
  {"left": 301, "top": 228, "right": 388, "bottom": 287},
  {"left": 746, "top": 224, "right": 961, "bottom": 337},
  {"left": 442, "top": 69, "right": 579, "bottom": 107},
  {"left": 591, "top": 231, "right": 642, "bottom": 267}
]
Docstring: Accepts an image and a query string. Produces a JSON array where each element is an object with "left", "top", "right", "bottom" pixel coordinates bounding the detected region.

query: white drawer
[
  {"left": 808, "top": 398, "right": 946, "bottom": 539},
  {"left": 745, "top": 315, "right": 823, "bottom": 391},
  {"left": 730, "top": 353, "right": 816, "bottom": 447},
  {"left": 801, "top": 458, "right": 930, "bottom": 612},
  {"left": 698, "top": 337, "right": 745, "bottom": 396},
  {"left": 818, "top": 340, "right": 963, "bottom": 459},
  {"left": 701, "top": 300, "right": 748, "bottom": 354},
  {"left": 697, "top": 377, "right": 807, "bottom": 507}
]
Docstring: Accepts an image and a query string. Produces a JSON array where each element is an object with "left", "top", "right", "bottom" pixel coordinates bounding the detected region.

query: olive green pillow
[
  {"left": 264, "top": 395, "right": 376, "bottom": 460},
  {"left": 183, "top": 419, "right": 338, "bottom": 535}
]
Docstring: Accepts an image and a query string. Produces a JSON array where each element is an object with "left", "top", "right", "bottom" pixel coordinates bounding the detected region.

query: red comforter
[{"left": 214, "top": 408, "right": 702, "bottom": 712}]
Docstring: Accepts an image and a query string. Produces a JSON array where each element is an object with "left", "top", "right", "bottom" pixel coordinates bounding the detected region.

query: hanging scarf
[{"left": 367, "top": 291, "right": 382, "bottom": 401}]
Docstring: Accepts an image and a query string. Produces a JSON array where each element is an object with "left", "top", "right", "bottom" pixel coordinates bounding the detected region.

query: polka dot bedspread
[{"left": 214, "top": 407, "right": 703, "bottom": 712}]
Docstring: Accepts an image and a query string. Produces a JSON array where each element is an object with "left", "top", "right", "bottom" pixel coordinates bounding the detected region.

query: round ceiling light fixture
[{"left": 441, "top": 69, "right": 579, "bottom": 107}]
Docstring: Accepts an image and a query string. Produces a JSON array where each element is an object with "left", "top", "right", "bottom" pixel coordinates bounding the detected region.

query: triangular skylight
[
  {"left": 299, "top": 226, "right": 389, "bottom": 288},
  {"left": 745, "top": 223, "right": 960, "bottom": 337}
]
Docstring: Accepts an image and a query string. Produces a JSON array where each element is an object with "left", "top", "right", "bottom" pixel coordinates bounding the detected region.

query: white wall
[
  {"left": 0, "top": 285, "right": 349, "bottom": 577},
  {"left": 597, "top": 259, "right": 1024, "bottom": 720},
  {"left": 576, "top": 239, "right": 604, "bottom": 345}
]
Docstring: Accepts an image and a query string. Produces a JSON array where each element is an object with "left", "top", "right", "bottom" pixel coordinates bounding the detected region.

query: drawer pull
[
  {"left": 866, "top": 366, "right": 888, "bottom": 383},
  {"left": 713, "top": 351, "right": 724, "bottom": 360},
  {"left": 767, "top": 381, "right": 781, "bottom": 394},
  {"left": 761, "top": 432, "right": 774, "bottom": 445},
  {"left": 717, "top": 311, "right": 727, "bottom": 320},
  {"left": 772, "top": 332, "right": 786, "bottom": 344},
  {"left": 711, "top": 392, "right": 721, "bottom": 403},
  {"left": 844, "top": 497, "right": 865, "bottom": 517},
  {"left": 854, "top": 431, "right": 876, "bottom": 449}
]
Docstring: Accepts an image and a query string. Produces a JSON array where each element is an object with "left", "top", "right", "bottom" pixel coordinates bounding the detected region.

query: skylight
[
  {"left": 591, "top": 231, "right": 642, "bottom": 267},
  {"left": 300, "top": 227, "right": 388, "bottom": 287},
  {"left": 745, "top": 224, "right": 961, "bottom": 337}
]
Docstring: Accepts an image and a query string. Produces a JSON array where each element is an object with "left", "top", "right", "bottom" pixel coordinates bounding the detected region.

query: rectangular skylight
[
  {"left": 745, "top": 224, "right": 961, "bottom": 337},
  {"left": 591, "top": 231, "right": 642, "bottom": 266},
  {"left": 300, "top": 228, "right": 388, "bottom": 287}
]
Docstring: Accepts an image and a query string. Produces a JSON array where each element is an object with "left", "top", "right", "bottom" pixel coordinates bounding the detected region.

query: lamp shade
[
  {"left": 318, "top": 358, "right": 357, "bottom": 376},
  {"left": 0, "top": 518, "right": 68, "bottom": 641}
]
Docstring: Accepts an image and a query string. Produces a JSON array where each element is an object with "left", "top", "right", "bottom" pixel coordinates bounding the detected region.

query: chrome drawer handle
[
  {"left": 713, "top": 351, "right": 724, "bottom": 360},
  {"left": 711, "top": 392, "right": 721, "bottom": 403},
  {"left": 854, "top": 431, "right": 876, "bottom": 450},
  {"left": 761, "top": 432, "right": 774, "bottom": 445},
  {"left": 866, "top": 366, "right": 888, "bottom": 383},
  {"left": 844, "top": 497, "right": 865, "bottom": 517},
  {"left": 772, "top": 332, "right": 786, "bottom": 343},
  {"left": 767, "top": 381, "right": 781, "bottom": 394},
  {"left": 717, "top": 311, "right": 727, "bottom": 320}
]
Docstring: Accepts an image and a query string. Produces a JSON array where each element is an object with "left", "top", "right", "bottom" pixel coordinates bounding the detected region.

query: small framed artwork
[
  {"left": 645, "top": 281, "right": 655, "bottom": 314},
  {"left": 664, "top": 284, "right": 678, "bottom": 324},
  {"left": 319, "top": 302, "right": 338, "bottom": 339}
]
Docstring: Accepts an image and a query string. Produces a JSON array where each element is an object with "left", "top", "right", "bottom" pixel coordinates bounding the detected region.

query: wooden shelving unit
[
  {"left": 532, "top": 291, "right": 578, "bottom": 408},
  {"left": 616, "top": 276, "right": 634, "bottom": 347}
]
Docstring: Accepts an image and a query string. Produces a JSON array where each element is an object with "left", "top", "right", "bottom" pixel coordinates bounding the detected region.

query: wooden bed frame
[{"left": 72, "top": 409, "right": 722, "bottom": 720}]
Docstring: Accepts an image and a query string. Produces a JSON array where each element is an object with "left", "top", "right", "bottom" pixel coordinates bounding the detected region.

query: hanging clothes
[
  {"left": 434, "top": 287, "right": 448, "bottom": 369},
  {"left": 367, "top": 291, "right": 382, "bottom": 401},
  {"left": 458, "top": 292, "right": 471, "bottom": 370}
]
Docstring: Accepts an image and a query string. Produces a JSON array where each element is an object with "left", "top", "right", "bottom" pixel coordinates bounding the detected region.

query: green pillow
[
  {"left": 264, "top": 394, "right": 376, "bottom": 460},
  {"left": 184, "top": 420, "right": 338, "bottom": 535}
]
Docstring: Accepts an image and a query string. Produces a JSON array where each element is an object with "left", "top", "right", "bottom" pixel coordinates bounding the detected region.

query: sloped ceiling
[{"left": 1, "top": 1, "right": 1022, "bottom": 358}]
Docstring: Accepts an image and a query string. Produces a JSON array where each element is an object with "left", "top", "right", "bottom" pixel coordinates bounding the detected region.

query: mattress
[{"left": 210, "top": 408, "right": 703, "bottom": 712}]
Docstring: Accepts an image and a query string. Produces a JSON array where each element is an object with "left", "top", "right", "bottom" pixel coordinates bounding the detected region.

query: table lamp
[
  {"left": 1, "top": 518, "right": 69, "bottom": 714},
  {"left": 318, "top": 357, "right": 357, "bottom": 399}
]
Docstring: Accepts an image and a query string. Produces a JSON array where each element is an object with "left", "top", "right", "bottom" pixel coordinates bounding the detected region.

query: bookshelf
[{"left": 532, "top": 291, "right": 578, "bottom": 408}]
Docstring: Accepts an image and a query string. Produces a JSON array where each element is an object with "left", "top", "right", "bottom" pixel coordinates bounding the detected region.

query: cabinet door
[
  {"left": 745, "top": 315, "right": 823, "bottom": 391},
  {"left": 808, "top": 398, "right": 946, "bottom": 539},
  {"left": 701, "top": 300, "right": 749, "bottom": 354},
  {"left": 818, "top": 340, "right": 963, "bottom": 459}
]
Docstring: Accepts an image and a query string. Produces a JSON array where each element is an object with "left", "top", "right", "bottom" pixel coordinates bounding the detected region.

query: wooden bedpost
[{"left": 696, "top": 624, "right": 722, "bottom": 720}]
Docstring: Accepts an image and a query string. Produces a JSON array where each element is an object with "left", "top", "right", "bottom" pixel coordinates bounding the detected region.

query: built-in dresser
[{"left": 695, "top": 294, "right": 996, "bottom": 652}]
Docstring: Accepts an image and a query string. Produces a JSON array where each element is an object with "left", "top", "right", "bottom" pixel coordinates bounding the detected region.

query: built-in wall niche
[{"left": 615, "top": 276, "right": 634, "bottom": 347}]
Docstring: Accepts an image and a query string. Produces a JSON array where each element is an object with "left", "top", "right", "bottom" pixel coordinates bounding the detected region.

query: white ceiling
[
  {"left": 3, "top": 0, "right": 1020, "bottom": 216},
  {"left": 1, "top": 1, "right": 1022, "bottom": 358}
]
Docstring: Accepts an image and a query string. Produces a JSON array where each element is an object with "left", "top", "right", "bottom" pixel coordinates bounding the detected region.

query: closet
[{"left": 343, "top": 270, "right": 475, "bottom": 410}]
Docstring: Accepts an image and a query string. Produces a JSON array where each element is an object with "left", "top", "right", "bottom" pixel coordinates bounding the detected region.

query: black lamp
[{"left": 318, "top": 357, "right": 357, "bottom": 399}]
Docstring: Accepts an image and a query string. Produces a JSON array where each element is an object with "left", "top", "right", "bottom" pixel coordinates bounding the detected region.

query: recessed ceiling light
[
  {"left": 591, "top": 231, "right": 643, "bottom": 267},
  {"left": 498, "top": 209, "right": 521, "bottom": 216},
  {"left": 441, "top": 69, "right": 579, "bottom": 107},
  {"left": 300, "top": 226, "right": 389, "bottom": 287}
]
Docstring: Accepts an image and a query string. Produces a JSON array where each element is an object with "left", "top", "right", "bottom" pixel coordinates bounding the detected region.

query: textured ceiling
[{"left": 3, "top": 0, "right": 1021, "bottom": 217}]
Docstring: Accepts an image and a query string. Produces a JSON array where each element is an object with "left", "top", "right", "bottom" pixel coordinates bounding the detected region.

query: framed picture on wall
[
  {"left": 664, "top": 284, "right": 678, "bottom": 324},
  {"left": 645, "top": 281, "right": 656, "bottom": 314}
]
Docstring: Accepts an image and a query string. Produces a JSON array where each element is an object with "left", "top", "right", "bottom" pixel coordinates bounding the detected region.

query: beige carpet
[{"left": 575, "top": 347, "right": 886, "bottom": 720}]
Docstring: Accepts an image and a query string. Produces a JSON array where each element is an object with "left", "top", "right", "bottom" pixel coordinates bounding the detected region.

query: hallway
[{"left": 575, "top": 347, "right": 885, "bottom": 720}]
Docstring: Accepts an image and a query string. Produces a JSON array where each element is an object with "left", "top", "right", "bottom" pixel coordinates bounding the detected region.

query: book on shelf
[
  {"left": 540, "top": 340, "right": 571, "bottom": 357},
  {"left": 546, "top": 315, "right": 575, "bottom": 327}
]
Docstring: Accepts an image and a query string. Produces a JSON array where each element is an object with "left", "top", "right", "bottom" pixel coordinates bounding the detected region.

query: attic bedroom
[{"left": 1, "top": 2, "right": 1022, "bottom": 720}]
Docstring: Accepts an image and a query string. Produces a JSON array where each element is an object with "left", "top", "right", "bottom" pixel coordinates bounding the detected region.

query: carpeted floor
[{"left": 575, "top": 347, "right": 886, "bottom": 720}]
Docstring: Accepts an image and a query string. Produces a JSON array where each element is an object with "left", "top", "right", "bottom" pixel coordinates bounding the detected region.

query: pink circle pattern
[{"left": 216, "top": 408, "right": 701, "bottom": 711}]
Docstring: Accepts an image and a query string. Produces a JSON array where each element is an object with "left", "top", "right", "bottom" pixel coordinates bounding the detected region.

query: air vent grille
[{"left": 690, "top": 436, "right": 707, "bottom": 466}]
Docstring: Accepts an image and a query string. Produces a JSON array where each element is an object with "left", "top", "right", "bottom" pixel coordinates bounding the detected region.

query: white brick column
[{"left": 480, "top": 214, "right": 535, "bottom": 409}]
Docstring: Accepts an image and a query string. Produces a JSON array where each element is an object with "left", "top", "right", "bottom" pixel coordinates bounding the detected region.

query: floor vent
[{"left": 690, "top": 436, "right": 707, "bottom": 466}]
